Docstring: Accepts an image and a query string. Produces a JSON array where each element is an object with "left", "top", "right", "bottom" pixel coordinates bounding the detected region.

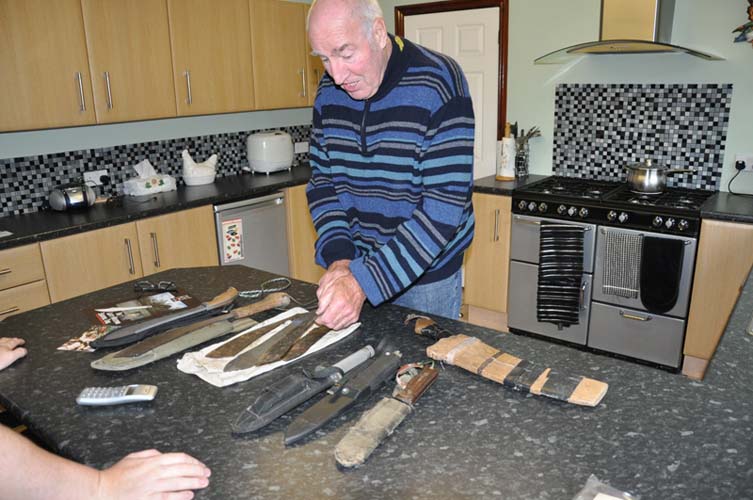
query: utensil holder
[{"left": 515, "top": 142, "right": 529, "bottom": 178}]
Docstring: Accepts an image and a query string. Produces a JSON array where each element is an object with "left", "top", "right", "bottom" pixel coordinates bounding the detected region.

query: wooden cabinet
[
  {"left": 136, "top": 206, "right": 219, "bottom": 276},
  {"left": 285, "top": 185, "right": 324, "bottom": 284},
  {"left": 0, "top": 244, "right": 50, "bottom": 320},
  {"left": 168, "top": 0, "right": 255, "bottom": 116},
  {"left": 304, "top": 3, "right": 325, "bottom": 105},
  {"left": 40, "top": 223, "right": 143, "bottom": 303},
  {"left": 462, "top": 193, "right": 512, "bottom": 331},
  {"left": 81, "top": 0, "right": 176, "bottom": 123},
  {"left": 683, "top": 219, "right": 753, "bottom": 380},
  {"left": 250, "top": 0, "right": 309, "bottom": 109},
  {"left": 0, "top": 0, "right": 96, "bottom": 131}
]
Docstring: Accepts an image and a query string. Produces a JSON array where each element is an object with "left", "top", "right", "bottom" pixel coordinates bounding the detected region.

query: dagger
[
  {"left": 91, "top": 287, "right": 239, "bottom": 349},
  {"left": 284, "top": 346, "right": 402, "bottom": 446},
  {"left": 232, "top": 345, "right": 376, "bottom": 434}
]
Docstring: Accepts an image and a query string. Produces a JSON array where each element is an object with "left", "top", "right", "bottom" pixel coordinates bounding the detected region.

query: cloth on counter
[
  {"left": 602, "top": 229, "right": 643, "bottom": 299},
  {"left": 536, "top": 223, "right": 585, "bottom": 328},
  {"left": 640, "top": 236, "right": 685, "bottom": 314},
  {"left": 177, "top": 307, "right": 360, "bottom": 387}
]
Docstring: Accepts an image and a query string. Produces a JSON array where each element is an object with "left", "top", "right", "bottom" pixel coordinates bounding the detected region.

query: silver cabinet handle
[
  {"left": 619, "top": 309, "right": 652, "bottom": 321},
  {"left": 0, "top": 306, "right": 20, "bottom": 317},
  {"left": 0, "top": 268, "right": 11, "bottom": 276},
  {"left": 150, "top": 232, "right": 161, "bottom": 268},
  {"left": 184, "top": 70, "right": 192, "bottom": 105},
  {"left": 300, "top": 69, "right": 307, "bottom": 98},
  {"left": 76, "top": 72, "right": 86, "bottom": 111},
  {"left": 104, "top": 71, "right": 113, "bottom": 109},
  {"left": 493, "top": 209, "right": 500, "bottom": 242},
  {"left": 125, "top": 238, "right": 135, "bottom": 275}
]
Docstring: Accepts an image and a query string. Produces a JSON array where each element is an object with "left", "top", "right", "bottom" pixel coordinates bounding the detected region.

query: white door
[{"left": 404, "top": 7, "right": 500, "bottom": 180}]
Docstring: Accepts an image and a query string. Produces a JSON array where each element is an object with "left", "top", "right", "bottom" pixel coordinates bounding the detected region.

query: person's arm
[{"left": 0, "top": 425, "right": 210, "bottom": 500}]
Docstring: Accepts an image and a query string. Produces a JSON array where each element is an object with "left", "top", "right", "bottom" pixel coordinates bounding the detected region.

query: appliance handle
[
  {"left": 513, "top": 216, "right": 592, "bottom": 231},
  {"left": 213, "top": 192, "right": 285, "bottom": 213},
  {"left": 619, "top": 309, "right": 652, "bottom": 321},
  {"left": 580, "top": 280, "right": 588, "bottom": 311}
]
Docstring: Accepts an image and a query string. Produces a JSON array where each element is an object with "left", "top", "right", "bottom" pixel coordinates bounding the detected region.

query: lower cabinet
[
  {"left": 0, "top": 244, "right": 50, "bottom": 320},
  {"left": 462, "top": 193, "right": 512, "bottom": 331},
  {"left": 285, "top": 185, "right": 324, "bottom": 284}
]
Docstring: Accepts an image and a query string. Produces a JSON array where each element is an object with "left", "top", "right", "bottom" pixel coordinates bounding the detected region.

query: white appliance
[{"left": 246, "top": 131, "right": 294, "bottom": 174}]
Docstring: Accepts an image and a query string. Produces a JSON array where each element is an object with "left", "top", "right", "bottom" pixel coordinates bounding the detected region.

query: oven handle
[
  {"left": 619, "top": 310, "right": 652, "bottom": 321},
  {"left": 580, "top": 280, "right": 588, "bottom": 311},
  {"left": 513, "top": 216, "right": 592, "bottom": 231}
]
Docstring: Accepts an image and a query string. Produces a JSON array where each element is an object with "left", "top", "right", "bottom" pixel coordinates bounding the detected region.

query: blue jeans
[{"left": 390, "top": 269, "right": 462, "bottom": 320}]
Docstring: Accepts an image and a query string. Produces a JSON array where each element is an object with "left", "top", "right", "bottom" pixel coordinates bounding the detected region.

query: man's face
[{"left": 309, "top": 6, "right": 388, "bottom": 100}]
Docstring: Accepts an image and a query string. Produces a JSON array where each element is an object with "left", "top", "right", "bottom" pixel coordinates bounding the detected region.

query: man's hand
[
  {"left": 316, "top": 261, "right": 366, "bottom": 330},
  {"left": 0, "top": 337, "right": 27, "bottom": 371},
  {"left": 97, "top": 449, "right": 211, "bottom": 500}
]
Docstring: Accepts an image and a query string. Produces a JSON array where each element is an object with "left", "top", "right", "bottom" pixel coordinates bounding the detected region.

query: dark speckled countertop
[
  {"left": 1, "top": 265, "right": 751, "bottom": 499},
  {"left": 701, "top": 191, "right": 753, "bottom": 224}
]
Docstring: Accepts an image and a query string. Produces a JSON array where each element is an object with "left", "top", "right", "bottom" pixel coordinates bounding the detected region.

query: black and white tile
[
  {"left": 0, "top": 124, "right": 311, "bottom": 217},
  {"left": 552, "top": 83, "right": 732, "bottom": 191}
]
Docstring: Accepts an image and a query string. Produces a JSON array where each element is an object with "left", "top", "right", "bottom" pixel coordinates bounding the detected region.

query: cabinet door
[
  {"left": 0, "top": 0, "right": 95, "bottom": 131},
  {"left": 168, "top": 0, "right": 255, "bottom": 116},
  {"left": 250, "top": 0, "right": 308, "bottom": 109},
  {"left": 285, "top": 185, "right": 324, "bottom": 284},
  {"left": 136, "top": 205, "right": 219, "bottom": 276},
  {"left": 41, "top": 224, "right": 143, "bottom": 303},
  {"left": 304, "top": 3, "right": 325, "bottom": 106},
  {"left": 463, "top": 193, "right": 511, "bottom": 313},
  {"left": 0, "top": 281, "right": 50, "bottom": 321},
  {"left": 81, "top": 0, "right": 176, "bottom": 123}
]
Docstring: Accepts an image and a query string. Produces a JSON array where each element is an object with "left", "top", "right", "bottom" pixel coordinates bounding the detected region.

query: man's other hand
[
  {"left": 316, "top": 262, "right": 366, "bottom": 330},
  {"left": 0, "top": 337, "right": 27, "bottom": 371}
]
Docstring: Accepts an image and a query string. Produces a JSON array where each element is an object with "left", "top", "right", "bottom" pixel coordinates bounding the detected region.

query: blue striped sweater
[{"left": 307, "top": 35, "right": 475, "bottom": 306}]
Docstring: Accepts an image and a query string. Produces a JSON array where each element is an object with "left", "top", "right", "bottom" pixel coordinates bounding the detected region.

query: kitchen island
[{"left": 0, "top": 265, "right": 751, "bottom": 499}]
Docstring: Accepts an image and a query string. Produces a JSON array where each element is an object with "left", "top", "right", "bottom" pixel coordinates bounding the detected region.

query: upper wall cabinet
[
  {"left": 81, "top": 0, "right": 176, "bottom": 123},
  {"left": 0, "top": 0, "right": 96, "bottom": 132},
  {"left": 251, "top": 0, "right": 309, "bottom": 110},
  {"left": 304, "top": 4, "right": 325, "bottom": 106},
  {"left": 168, "top": 0, "right": 255, "bottom": 116}
]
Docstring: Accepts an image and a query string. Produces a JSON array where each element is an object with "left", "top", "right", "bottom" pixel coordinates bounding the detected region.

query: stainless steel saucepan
[{"left": 624, "top": 159, "right": 693, "bottom": 194}]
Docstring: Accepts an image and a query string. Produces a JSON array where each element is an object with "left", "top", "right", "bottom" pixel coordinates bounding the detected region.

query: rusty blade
[
  {"left": 205, "top": 314, "right": 301, "bottom": 359},
  {"left": 281, "top": 324, "right": 330, "bottom": 361},
  {"left": 224, "top": 312, "right": 317, "bottom": 372}
]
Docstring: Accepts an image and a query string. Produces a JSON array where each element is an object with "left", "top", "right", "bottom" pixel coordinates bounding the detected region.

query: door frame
[{"left": 395, "top": 0, "right": 509, "bottom": 140}]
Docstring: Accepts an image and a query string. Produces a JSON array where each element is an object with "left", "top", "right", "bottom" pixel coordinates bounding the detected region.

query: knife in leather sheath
[
  {"left": 232, "top": 345, "right": 376, "bottom": 434},
  {"left": 334, "top": 364, "right": 438, "bottom": 468},
  {"left": 284, "top": 347, "right": 402, "bottom": 446},
  {"left": 91, "top": 287, "right": 239, "bottom": 349}
]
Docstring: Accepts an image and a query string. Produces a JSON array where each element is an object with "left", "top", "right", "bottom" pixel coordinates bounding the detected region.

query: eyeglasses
[{"left": 134, "top": 280, "right": 177, "bottom": 293}]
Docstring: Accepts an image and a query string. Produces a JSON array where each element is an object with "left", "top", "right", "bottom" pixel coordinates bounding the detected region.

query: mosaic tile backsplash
[
  {"left": 553, "top": 83, "right": 732, "bottom": 191},
  {"left": 0, "top": 124, "right": 312, "bottom": 217}
]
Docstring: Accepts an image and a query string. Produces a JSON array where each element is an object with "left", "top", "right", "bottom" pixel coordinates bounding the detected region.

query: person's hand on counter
[
  {"left": 0, "top": 337, "right": 26, "bottom": 370},
  {"left": 316, "top": 260, "right": 366, "bottom": 330}
]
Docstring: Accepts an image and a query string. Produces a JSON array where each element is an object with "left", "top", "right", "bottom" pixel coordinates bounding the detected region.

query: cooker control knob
[
  {"left": 579, "top": 207, "right": 589, "bottom": 218},
  {"left": 557, "top": 204, "right": 567, "bottom": 215},
  {"left": 567, "top": 206, "right": 577, "bottom": 217},
  {"left": 538, "top": 202, "right": 548, "bottom": 213},
  {"left": 518, "top": 200, "right": 527, "bottom": 210},
  {"left": 652, "top": 216, "right": 663, "bottom": 228},
  {"left": 528, "top": 202, "right": 537, "bottom": 212},
  {"left": 618, "top": 212, "right": 629, "bottom": 223},
  {"left": 678, "top": 219, "right": 689, "bottom": 231},
  {"left": 607, "top": 210, "right": 617, "bottom": 222},
  {"left": 665, "top": 218, "right": 675, "bottom": 229}
]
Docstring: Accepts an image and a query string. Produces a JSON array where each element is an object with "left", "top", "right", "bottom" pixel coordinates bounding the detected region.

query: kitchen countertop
[
  {"left": 0, "top": 265, "right": 751, "bottom": 499},
  {"left": 701, "top": 191, "right": 753, "bottom": 224},
  {"left": 473, "top": 174, "right": 548, "bottom": 195}
]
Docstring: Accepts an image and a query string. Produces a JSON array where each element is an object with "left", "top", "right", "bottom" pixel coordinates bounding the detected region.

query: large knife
[
  {"left": 232, "top": 345, "right": 376, "bottom": 434},
  {"left": 91, "top": 287, "right": 239, "bottom": 349},
  {"left": 284, "top": 346, "right": 402, "bottom": 446}
]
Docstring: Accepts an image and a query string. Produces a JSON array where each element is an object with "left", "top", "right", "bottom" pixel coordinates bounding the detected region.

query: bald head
[{"left": 308, "top": 0, "right": 384, "bottom": 40}]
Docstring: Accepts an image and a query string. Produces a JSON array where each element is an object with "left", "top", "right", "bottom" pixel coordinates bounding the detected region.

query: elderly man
[{"left": 307, "top": 0, "right": 476, "bottom": 330}]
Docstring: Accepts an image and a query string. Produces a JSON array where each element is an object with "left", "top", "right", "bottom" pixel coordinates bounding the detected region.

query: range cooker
[{"left": 507, "top": 176, "right": 715, "bottom": 369}]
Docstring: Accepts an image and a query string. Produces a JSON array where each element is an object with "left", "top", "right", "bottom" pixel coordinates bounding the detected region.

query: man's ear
[{"left": 372, "top": 18, "right": 389, "bottom": 49}]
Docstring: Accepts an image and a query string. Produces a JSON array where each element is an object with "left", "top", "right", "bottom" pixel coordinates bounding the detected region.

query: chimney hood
[{"left": 535, "top": 0, "right": 723, "bottom": 64}]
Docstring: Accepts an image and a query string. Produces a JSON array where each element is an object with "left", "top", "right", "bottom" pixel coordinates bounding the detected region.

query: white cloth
[{"left": 177, "top": 307, "right": 360, "bottom": 387}]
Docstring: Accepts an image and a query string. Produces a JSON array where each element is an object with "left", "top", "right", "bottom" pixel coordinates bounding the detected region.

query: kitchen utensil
[
  {"left": 624, "top": 159, "right": 693, "bottom": 194},
  {"left": 48, "top": 183, "right": 96, "bottom": 211}
]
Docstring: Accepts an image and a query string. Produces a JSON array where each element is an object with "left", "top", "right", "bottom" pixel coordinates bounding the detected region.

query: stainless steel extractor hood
[{"left": 535, "top": 0, "right": 723, "bottom": 64}]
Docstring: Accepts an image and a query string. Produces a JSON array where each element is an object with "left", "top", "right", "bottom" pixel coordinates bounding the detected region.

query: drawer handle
[
  {"left": 0, "top": 306, "right": 20, "bottom": 316},
  {"left": 0, "top": 268, "right": 11, "bottom": 276},
  {"left": 619, "top": 310, "right": 652, "bottom": 321},
  {"left": 150, "top": 232, "right": 161, "bottom": 268},
  {"left": 125, "top": 238, "right": 135, "bottom": 275}
]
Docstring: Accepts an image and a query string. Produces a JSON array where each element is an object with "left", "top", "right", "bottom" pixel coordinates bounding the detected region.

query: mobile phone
[{"left": 76, "top": 384, "right": 158, "bottom": 406}]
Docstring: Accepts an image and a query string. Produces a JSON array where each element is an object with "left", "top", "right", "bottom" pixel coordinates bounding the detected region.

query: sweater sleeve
[
  {"left": 349, "top": 94, "right": 475, "bottom": 306},
  {"left": 306, "top": 105, "right": 358, "bottom": 268}
]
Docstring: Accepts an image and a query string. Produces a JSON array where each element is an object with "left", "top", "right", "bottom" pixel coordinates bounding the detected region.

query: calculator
[{"left": 76, "top": 384, "right": 158, "bottom": 406}]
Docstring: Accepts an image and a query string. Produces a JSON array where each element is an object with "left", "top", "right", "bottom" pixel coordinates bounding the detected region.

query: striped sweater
[{"left": 307, "top": 35, "right": 475, "bottom": 306}]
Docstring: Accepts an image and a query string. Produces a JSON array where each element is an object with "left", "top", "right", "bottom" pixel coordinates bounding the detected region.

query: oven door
[
  {"left": 591, "top": 227, "right": 697, "bottom": 317},
  {"left": 510, "top": 214, "right": 597, "bottom": 272}
]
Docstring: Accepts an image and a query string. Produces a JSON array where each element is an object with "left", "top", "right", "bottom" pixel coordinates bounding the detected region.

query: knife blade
[
  {"left": 284, "top": 347, "right": 402, "bottom": 446},
  {"left": 91, "top": 287, "right": 239, "bottom": 349},
  {"left": 281, "top": 324, "right": 330, "bottom": 361},
  {"left": 232, "top": 345, "right": 375, "bottom": 434}
]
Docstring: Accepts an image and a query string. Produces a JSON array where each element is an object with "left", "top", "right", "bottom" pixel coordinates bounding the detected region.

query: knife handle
[
  {"left": 231, "top": 292, "right": 291, "bottom": 319},
  {"left": 205, "top": 287, "right": 239, "bottom": 310},
  {"left": 346, "top": 350, "right": 402, "bottom": 398},
  {"left": 394, "top": 366, "right": 438, "bottom": 405}
]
